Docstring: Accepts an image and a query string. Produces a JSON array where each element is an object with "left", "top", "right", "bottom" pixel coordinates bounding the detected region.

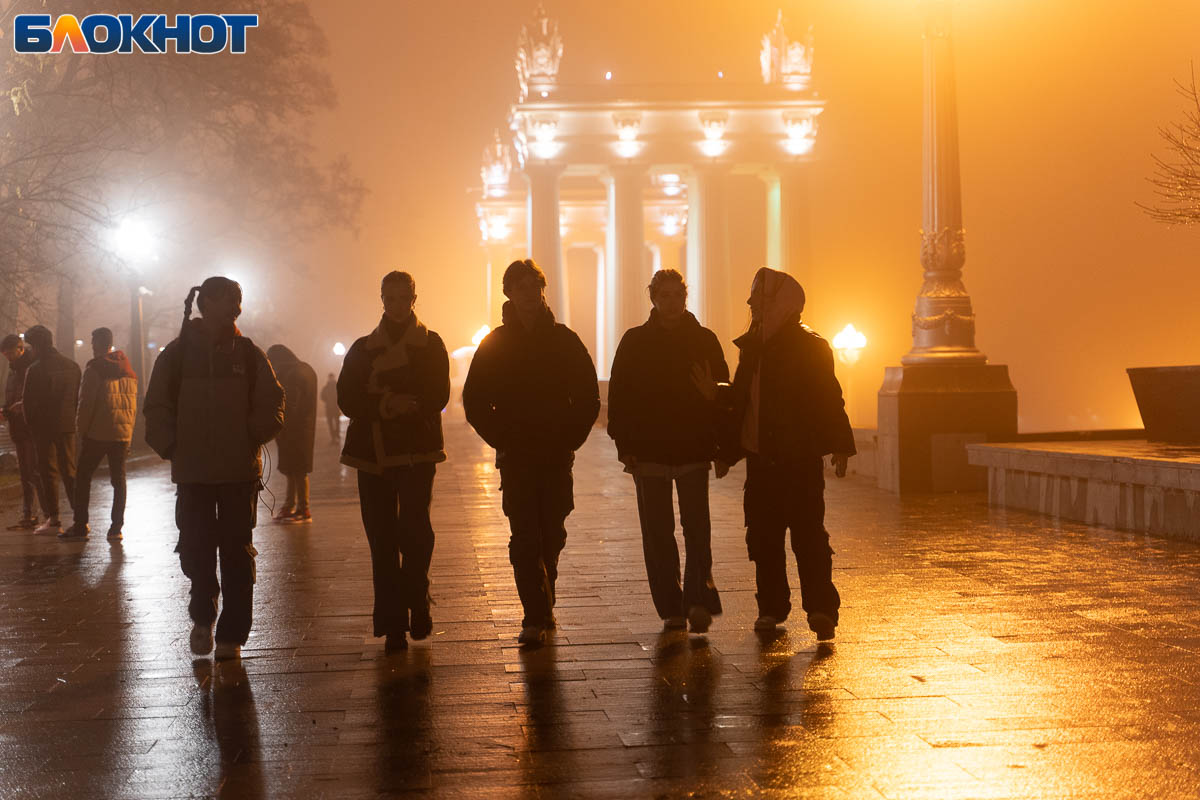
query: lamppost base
[{"left": 877, "top": 363, "right": 1017, "bottom": 493}]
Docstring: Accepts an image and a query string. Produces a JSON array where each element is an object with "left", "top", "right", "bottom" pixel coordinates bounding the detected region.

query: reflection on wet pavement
[{"left": 4, "top": 410, "right": 1200, "bottom": 798}]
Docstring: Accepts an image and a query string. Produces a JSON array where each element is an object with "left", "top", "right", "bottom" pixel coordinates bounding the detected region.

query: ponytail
[{"left": 180, "top": 285, "right": 201, "bottom": 339}]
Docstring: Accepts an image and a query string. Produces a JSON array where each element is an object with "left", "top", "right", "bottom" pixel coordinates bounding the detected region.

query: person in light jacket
[{"left": 62, "top": 327, "right": 138, "bottom": 541}]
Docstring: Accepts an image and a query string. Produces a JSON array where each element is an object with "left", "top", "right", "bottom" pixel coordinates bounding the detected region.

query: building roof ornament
[
  {"left": 481, "top": 129, "right": 513, "bottom": 197},
  {"left": 516, "top": 4, "right": 563, "bottom": 102},
  {"left": 760, "top": 10, "right": 813, "bottom": 90}
]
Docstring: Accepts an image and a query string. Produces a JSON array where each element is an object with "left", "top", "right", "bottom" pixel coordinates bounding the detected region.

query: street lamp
[
  {"left": 107, "top": 218, "right": 157, "bottom": 395},
  {"left": 832, "top": 323, "right": 867, "bottom": 366}
]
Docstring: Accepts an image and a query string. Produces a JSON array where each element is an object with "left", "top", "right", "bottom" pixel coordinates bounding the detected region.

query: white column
[
  {"left": 607, "top": 164, "right": 647, "bottom": 337},
  {"left": 525, "top": 162, "right": 568, "bottom": 322},
  {"left": 688, "top": 165, "right": 732, "bottom": 349}
]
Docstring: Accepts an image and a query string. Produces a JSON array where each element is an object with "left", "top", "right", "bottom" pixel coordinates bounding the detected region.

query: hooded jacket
[
  {"left": 22, "top": 346, "right": 82, "bottom": 438},
  {"left": 607, "top": 309, "right": 729, "bottom": 465},
  {"left": 267, "top": 345, "right": 318, "bottom": 476},
  {"left": 463, "top": 301, "right": 600, "bottom": 468},
  {"left": 76, "top": 349, "right": 138, "bottom": 442},
  {"left": 2, "top": 349, "right": 35, "bottom": 441},
  {"left": 337, "top": 314, "right": 450, "bottom": 473},
  {"left": 144, "top": 319, "right": 285, "bottom": 484},
  {"left": 723, "top": 268, "right": 855, "bottom": 464}
]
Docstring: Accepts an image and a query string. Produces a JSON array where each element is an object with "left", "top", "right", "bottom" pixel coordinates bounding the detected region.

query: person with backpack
[{"left": 144, "top": 277, "right": 285, "bottom": 661}]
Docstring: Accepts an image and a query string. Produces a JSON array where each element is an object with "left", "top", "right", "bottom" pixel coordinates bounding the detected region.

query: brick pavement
[{"left": 3, "top": 410, "right": 1200, "bottom": 798}]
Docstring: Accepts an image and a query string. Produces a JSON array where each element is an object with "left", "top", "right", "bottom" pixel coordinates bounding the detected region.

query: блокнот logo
[{"left": 13, "top": 14, "right": 259, "bottom": 54}]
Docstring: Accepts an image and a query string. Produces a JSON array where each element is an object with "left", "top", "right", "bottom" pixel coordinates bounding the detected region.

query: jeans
[
  {"left": 743, "top": 455, "right": 840, "bottom": 625},
  {"left": 357, "top": 463, "right": 436, "bottom": 637},
  {"left": 633, "top": 467, "right": 722, "bottom": 619},
  {"left": 176, "top": 482, "right": 260, "bottom": 646},
  {"left": 73, "top": 438, "right": 129, "bottom": 529},
  {"left": 500, "top": 463, "right": 573, "bottom": 628},
  {"left": 283, "top": 473, "right": 310, "bottom": 513},
  {"left": 13, "top": 436, "right": 42, "bottom": 519},
  {"left": 34, "top": 432, "right": 76, "bottom": 520}
]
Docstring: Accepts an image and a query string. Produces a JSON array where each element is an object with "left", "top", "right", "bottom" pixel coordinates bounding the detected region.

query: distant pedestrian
[
  {"left": 463, "top": 259, "right": 600, "bottom": 647},
  {"left": 144, "top": 277, "right": 285, "bottom": 661},
  {"left": 267, "top": 345, "right": 318, "bottom": 524},
  {"left": 321, "top": 372, "right": 340, "bottom": 443},
  {"left": 338, "top": 271, "right": 449, "bottom": 653},
  {"left": 1, "top": 334, "right": 43, "bottom": 530},
  {"left": 607, "top": 269, "right": 729, "bottom": 634},
  {"left": 21, "top": 325, "right": 81, "bottom": 537},
  {"left": 706, "top": 268, "right": 854, "bottom": 641},
  {"left": 62, "top": 327, "right": 137, "bottom": 542}
]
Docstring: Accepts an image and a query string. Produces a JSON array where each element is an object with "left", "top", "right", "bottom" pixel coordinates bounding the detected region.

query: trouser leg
[
  {"left": 327, "top": 415, "right": 340, "bottom": 441},
  {"left": 176, "top": 485, "right": 220, "bottom": 628},
  {"left": 35, "top": 436, "right": 60, "bottom": 518},
  {"left": 15, "top": 438, "right": 40, "bottom": 518},
  {"left": 633, "top": 474, "right": 684, "bottom": 619},
  {"left": 73, "top": 437, "right": 105, "bottom": 527},
  {"left": 502, "top": 467, "right": 553, "bottom": 629},
  {"left": 396, "top": 463, "right": 436, "bottom": 612},
  {"left": 676, "top": 469, "right": 721, "bottom": 615},
  {"left": 744, "top": 457, "right": 792, "bottom": 621},
  {"left": 537, "top": 466, "right": 571, "bottom": 614},
  {"left": 788, "top": 458, "right": 840, "bottom": 625},
  {"left": 214, "top": 482, "right": 258, "bottom": 645},
  {"left": 108, "top": 442, "right": 129, "bottom": 529},
  {"left": 283, "top": 473, "right": 297, "bottom": 512},
  {"left": 56, "top": 434, "right": 76, "bottom": 513},
  {"left": 296, "top": 474, "right": 311, "bottom": 513},
  {"left": 358, "top": 469, "right": 406, "bottom": 637}
]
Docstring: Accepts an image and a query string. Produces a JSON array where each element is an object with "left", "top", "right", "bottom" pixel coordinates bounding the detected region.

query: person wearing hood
[
  {"left": 267, "top": 344, "right": 318, "bottom": 523},
  {"left": 463, "top": 259, "right": 600, "bottom": 647},
  {"left": 61, "top": 327, "right": 138, "bottom": 541},
  {"left": 1, "top": 334, "right": 44, "bottom": 529},
  {"left": 607, "top": 269, "right": 729, "bottom": 634},
  {"left": 338, "top": 271, "right": 450, "bottom": 654},
  {"left": 20, "top": 324, "right": 81, "bottom": 537},
  {"left": 706, "top": 267, "right": 855, "bottom": 641},
  {"left": 144, "top": 277, "right": 285, "bottom": 661}
]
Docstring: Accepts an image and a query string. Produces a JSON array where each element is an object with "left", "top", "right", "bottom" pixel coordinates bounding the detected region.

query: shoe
[
  {"left": 273, "top": 508, "right": 295, "bottom": 523},
  {"left": 384, "top": 632, "right": 408, "bottom": 653},
  {"left": 754, "top": 615, "right": 779, "bottom": 632},
  {"left": 663, "top": 616, "right": 687, "bottom": 630},
  {"left": 190, "top": 623, "right": 214, "bottom": 655},
  {"left": 7, "top": 516, "right": 38, "bottom": 531},
  {"left": 517, "top": 625, "right": 545, "bottom": 647},
  {"left": 545, "top": 613, "right": 557, "bottom": 631},
  {"left": 214, "top": 642, "right": 241, "bottom": 661},
  {"left": 57, "top": 523, "right": 89, "bottom": 541},
  {"left": 409, "top": 606, "right": 433, "bottom": 641},
  {"left": 34, "top": 518, "right": 63, "bottom": 536},
  {"left": 106, "top": 527, "right": 123, "bottom": 541},
  {"left": 687, "top": 606, "right": 712, "bottom": 634},
  {"left": 808, "top": 612, "right": 836, "bottom": 642},
  {"left": 290, "top": 510, "right": 312, "bottom": 524}
]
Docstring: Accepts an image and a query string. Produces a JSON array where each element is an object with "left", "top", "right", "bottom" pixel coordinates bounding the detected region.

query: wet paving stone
[{"left": 5, "top": 409, "right": 1200, "bottom": 797}]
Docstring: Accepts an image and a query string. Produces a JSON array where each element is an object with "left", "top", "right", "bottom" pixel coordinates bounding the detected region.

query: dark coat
[
  {"left": 22, "top": 346, "right": 82, "bottom": 438},
  {"left": 463, "top": 301, "right": 600, "bottom": 468},
  {"left": 320, "top": 377, "right": 339, "bottom": 419},
  {"left": 723, "top": 321, "right": 855, "bottom": 465},
  {"left": 144, "top": 319, "right": 285, "bottom": 484},
  {"left": 267, "top": 346, "right": 318, "bottom": 476},
  {"left": 2, "top": 349, "right": 35, "bottom": 442},
  {"left": 607, "top": 310, "right": 729, "bottom": 464},
  {"left": 337, "top": 315, "right": 450, "bottom": 473}
]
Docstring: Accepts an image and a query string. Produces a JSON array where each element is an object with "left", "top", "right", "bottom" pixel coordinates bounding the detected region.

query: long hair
[{"left": 180, "top": 276, "right": 242, "bottom": 338}]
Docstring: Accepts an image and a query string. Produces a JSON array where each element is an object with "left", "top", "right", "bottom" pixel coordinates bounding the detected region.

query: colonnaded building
[{"left": 473, "top": 5, "right": 822, "bottom": 374}]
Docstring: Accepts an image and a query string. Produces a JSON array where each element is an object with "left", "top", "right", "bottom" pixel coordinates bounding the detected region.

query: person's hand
[
  {"left": 690, "top": 362, "right": 717, "bottom": 403},
  {"left": 714, "top": 459, "right": 730, "bottom": 479},
  {"left": 831, "top": 453, "right": 850, "bottom": 478}
]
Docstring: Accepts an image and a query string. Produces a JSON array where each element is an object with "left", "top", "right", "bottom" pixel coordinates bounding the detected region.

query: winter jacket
[
  {"left": 144, "top": 319, "right": 285, "bottom": 484},
  {"left": 723, "top": 271, "right": 855, "bottom": 466},
  {"left": 76, "top": 350, "right": 138, "bottom": 442},
  {"left": 607, "top": 310, "right": 729, "bottom": 465},
  {"left": 464, "top": 301, "right": 600, "bottom": 468},
  {"left": 267, "top": 345, "right": 318, "bottom": 476},
  {"left": 338, "top": 315, "right": 450, "bottom": 473},
  {"left": 22, "top": 347, "right": 82, "bottom": 439},
  {"left": 2, "top": 349, "right": 35, "bottom": 442}
]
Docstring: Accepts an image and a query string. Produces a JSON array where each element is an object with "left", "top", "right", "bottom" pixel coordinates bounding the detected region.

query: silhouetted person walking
[
  {"left": 21, "top": 325, "right": 81, "bottom": 536},
  {"left": 1, "top": 334, "right": 43, "bottom": 529},
  {"left": 338, "top": 271, "right": 449, "bottom": 653},
  {"left": 608, "top": 269, "right": 728, "bottom": 634},
  {"left": 464, "top": 259, "right": 600, "bottom": 647},
  {"left": 321, "top": 372, "right": 340, "bottom": 443},
  {"left": 62, "top": 327, "right": 137, "bottom": 541},
  {"left": 267, "top": 345, "right": 318, "bottom": 524},
  {"left": 708, "top": 268, "right": 854, "bottom": 641},
  {"left": 145, "top": 277, "right": 285, "bottom": 661}
]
